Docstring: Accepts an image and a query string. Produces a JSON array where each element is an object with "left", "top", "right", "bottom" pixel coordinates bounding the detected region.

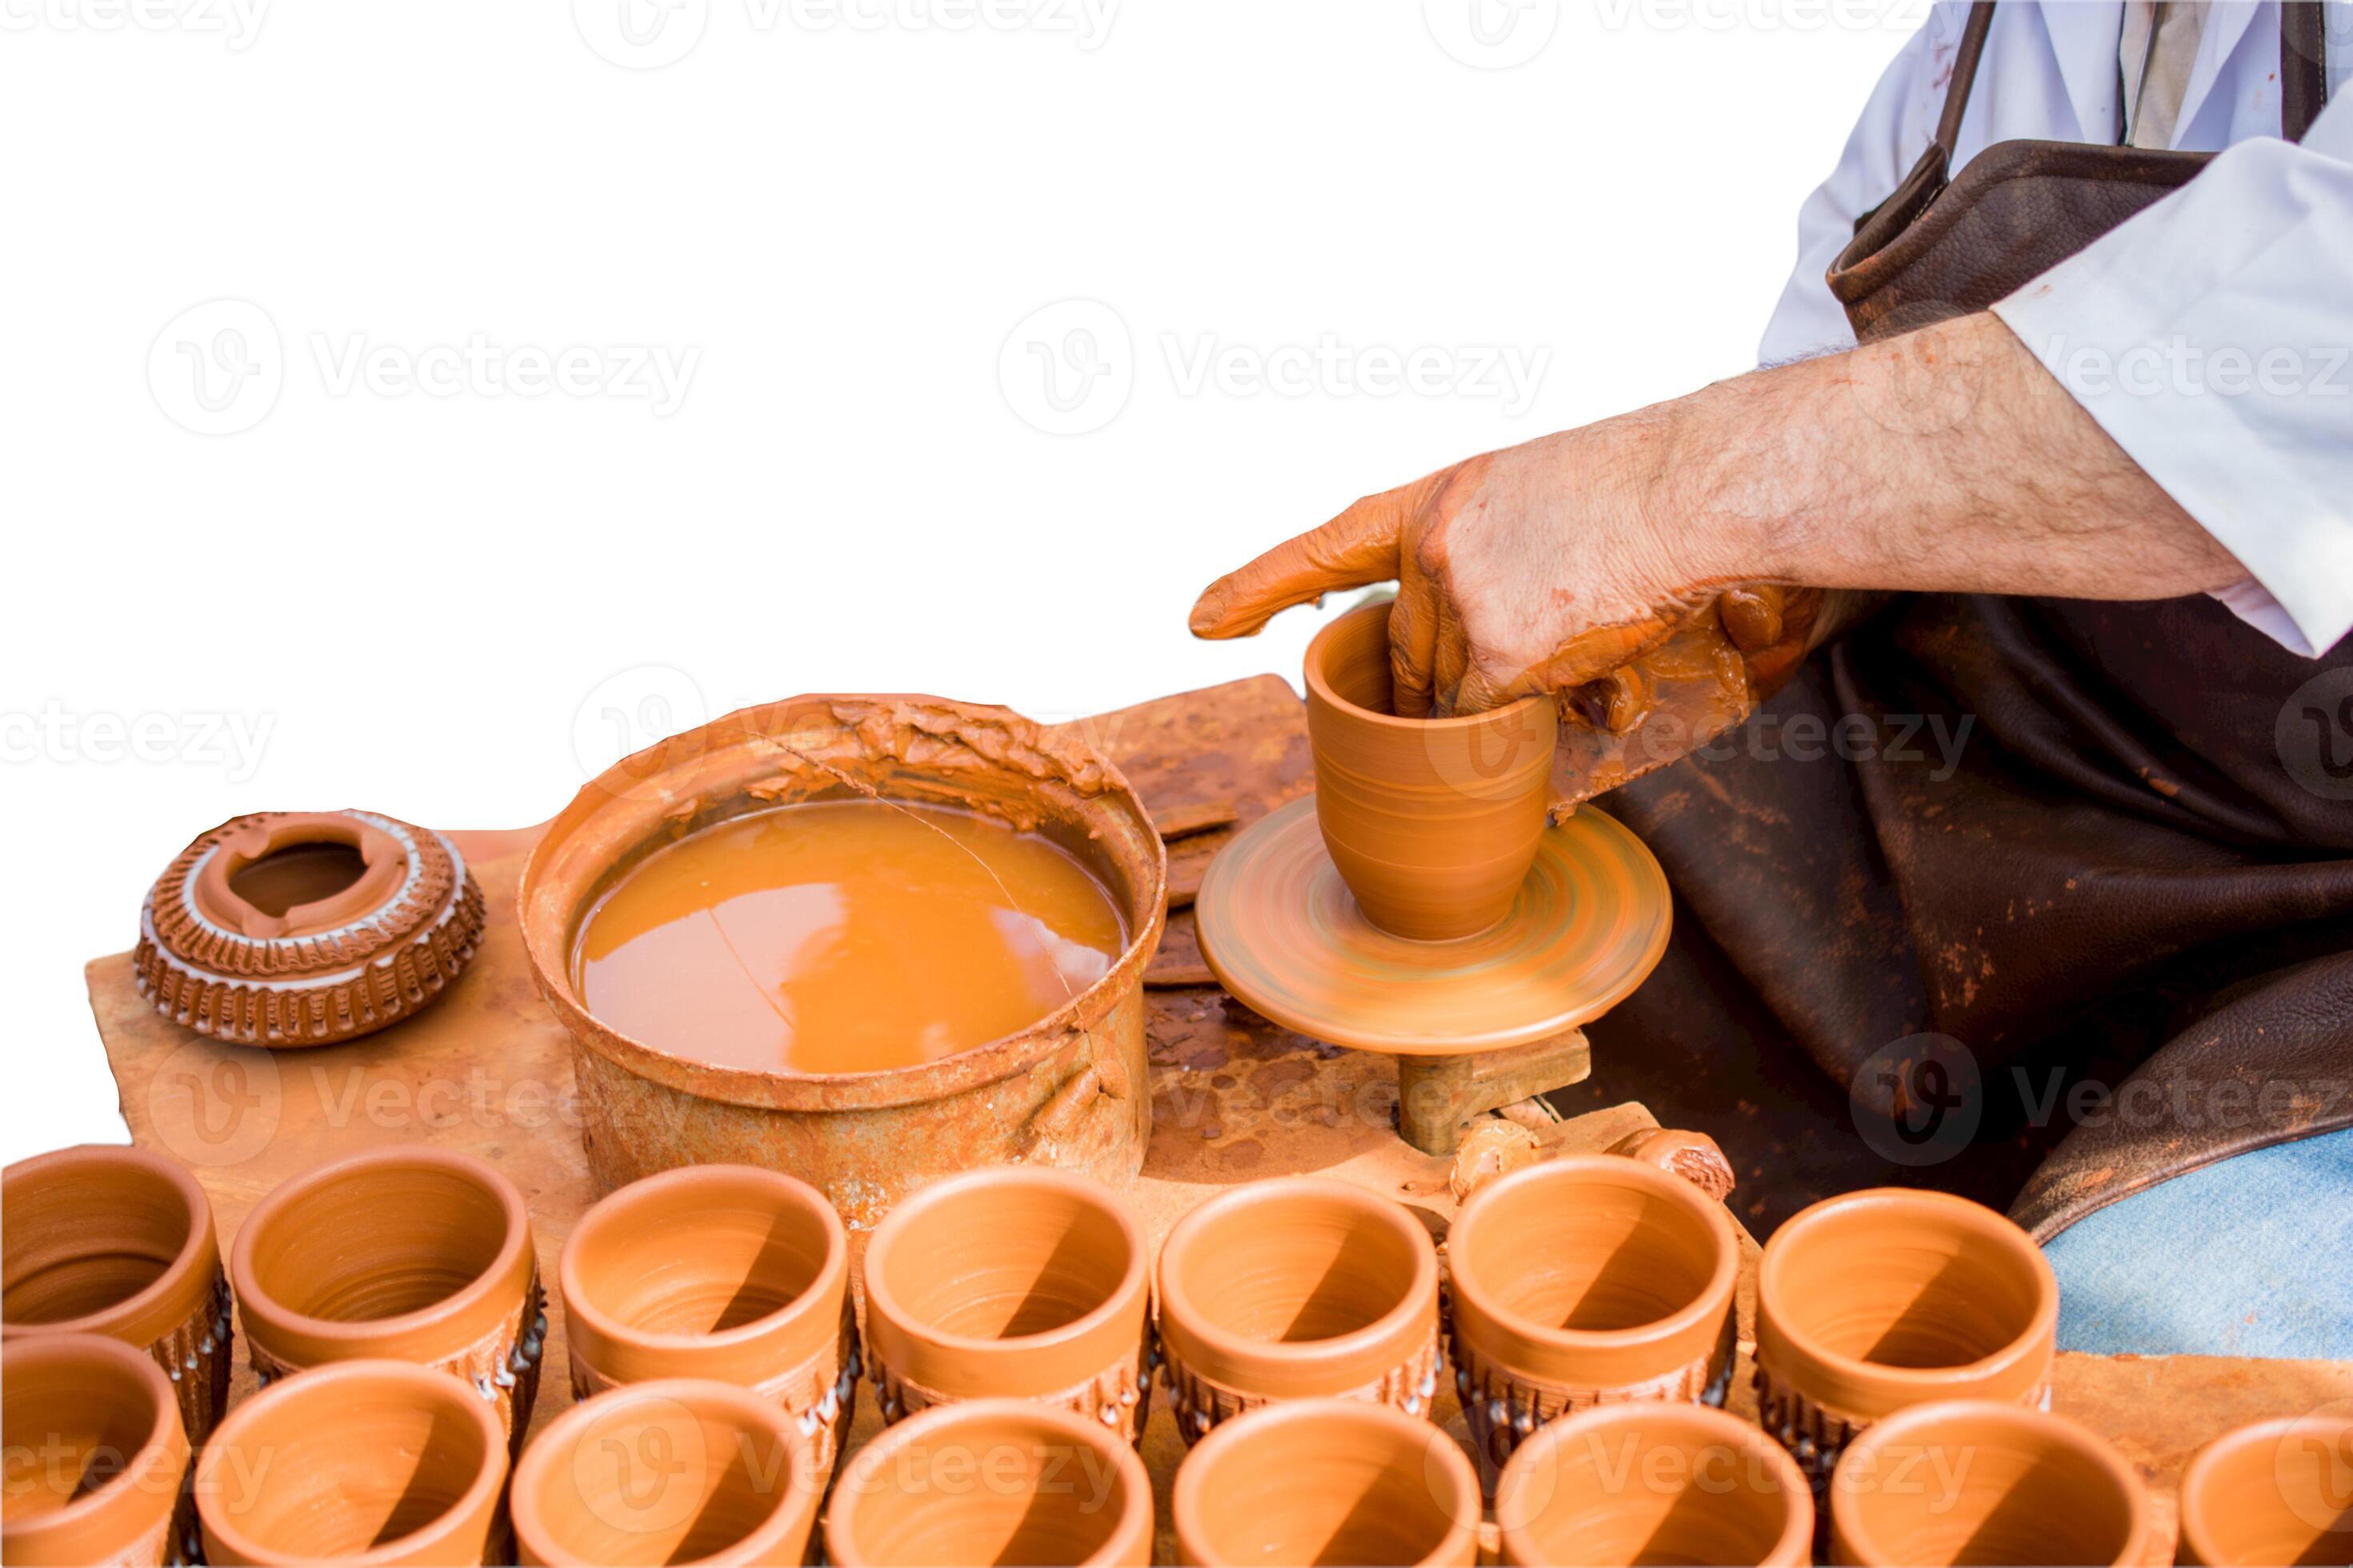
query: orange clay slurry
[{"left": 571, "top": 800, "right": 1127, "bottom": 1075}]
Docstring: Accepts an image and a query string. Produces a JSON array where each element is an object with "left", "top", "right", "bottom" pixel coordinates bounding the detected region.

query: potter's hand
[{"left": 1187, "top": 422, "right": 1826, "bottom": 800}]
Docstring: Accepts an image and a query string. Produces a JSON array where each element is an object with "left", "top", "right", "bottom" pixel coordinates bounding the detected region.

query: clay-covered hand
[{"left": 1186, "top": 429, "right": 1828, "bottom": 804}]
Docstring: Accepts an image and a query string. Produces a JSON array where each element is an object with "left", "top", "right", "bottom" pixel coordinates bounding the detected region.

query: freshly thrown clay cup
[
  {"left": 562, "top": 1165, "right": 857, "bottom": 1470},
  {"left": 1495, "top": 1402, "right": 1812, "bottom": 1568},
  {"left": 862, "top": 1167, "right": 1150, "bottom": 1440},
  {"left": 1305, "top": 601, "right": 1559, "bottom": 941},
  {"left": 510, "top": 1378, "right": 822, "bottom": 1567},
  {"left": 1827, "top": 1399, "right": 2148, "bottom": 1567},
  {"left": 825, "top": 1398, "right": 1153, "bottom": 1568},
  {"left": 2, "top": 1334, "right": 191, "bottom": 1568},
  {"left": 195, "top": 1358, "right": 507, "bottom": 1567},
  {"left": 1154, "top": 1175, "right": 1444, "bottom": 1442},
  {"left": 2, "top": 1145, "right": 234, "bottom": 1443},
  {"left": 1755, "top": 1189, "right": 2057, "bottom": 1481},
  {"left": 230, "top": 1146, "right": 545, "bottom": 1451},
  {"left": 2175, "top": 1413, "right": 2353, "bottom": 1566},
  {"left": 1447, "top": 1154, "right": 1740, "bottom": 1467},
  {"left": 1172, "top": 1398, "right": 1481, "bottom": 1568}
]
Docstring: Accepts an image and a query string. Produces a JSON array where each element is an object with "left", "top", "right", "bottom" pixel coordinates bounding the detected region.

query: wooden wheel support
[{"left": 1394, "top": 1030, "right": 1592, "bottom": 1156}]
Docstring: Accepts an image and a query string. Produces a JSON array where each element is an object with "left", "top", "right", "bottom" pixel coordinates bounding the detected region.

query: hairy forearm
[{"left": 1640, "top": 311, "right": 2246, "bottom": 602}]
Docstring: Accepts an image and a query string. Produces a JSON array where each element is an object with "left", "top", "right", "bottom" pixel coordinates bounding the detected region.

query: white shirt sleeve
[{"left": 1993, "top": 99, "right": 2353, "bottom": 658}]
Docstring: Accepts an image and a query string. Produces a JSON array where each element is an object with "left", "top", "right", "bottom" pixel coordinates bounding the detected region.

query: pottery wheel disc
[
  {"left": 1194, "top": 794, "right": 1671, "bottom": 1054},
  {"left": 134, "top": 809, "right": 486, "bottom": 1049}
]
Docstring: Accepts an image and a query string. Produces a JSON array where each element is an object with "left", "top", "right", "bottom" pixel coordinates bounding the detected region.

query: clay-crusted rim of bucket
[
  {"left": 1755, "top": 1187, "right": 2059, "bottom": 1422},
  {"left": 195, "top": 1358, "right": 507, "bottom": 1568},
  {"left": 1305, "top": 602, "right": 1551, "bottom": 734},
  {"left": 509, "top": 1377, "right": 818, "bottom": 1568},
  {"left": 1495, "top": 1401, "right": 1813, "bottom": 1568},
  {"left": 517, "top": 695, "right": 1168, "bottom": 1114},
  {"left": 0, "top": 1334, "right": 188, "bottom": 1558},
  {"left": 0, "top": 1144, "right": 218, "bottom": 1350},
  {"left": 860, "top": 1166, "right": 1148, "bottom": 1376},
  {"left": 560, "top": 1164, "right": 848, "bottom": 1368},
  {"left": 1154, "top": 1175, "right": 1439, "bottom": 1398},
  {"left": 1172, "top": 1397, "right": 1482, "bottom": 1568},
  {"left": 824, "top": 1396, "right": 1153, "bottom": 1568},
  {"left": 1447, "top": 1153, "right": 1740, "bottom": 1390},
  {"left": 229, "top": 1146, "right": 535, "bottom": 1365},
  {"left": 1827, "top": 1398, "right": 2148, "bottom": 1568}
]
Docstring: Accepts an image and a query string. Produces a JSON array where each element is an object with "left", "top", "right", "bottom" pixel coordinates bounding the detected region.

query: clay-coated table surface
[{"left": 89, "top": 675, "right": 2353, "bottom": 1563}]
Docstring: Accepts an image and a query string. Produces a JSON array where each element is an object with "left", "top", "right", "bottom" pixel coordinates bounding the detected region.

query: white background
[{"left": 0, "top": 0, "right": 1924, "bottom": 1166}]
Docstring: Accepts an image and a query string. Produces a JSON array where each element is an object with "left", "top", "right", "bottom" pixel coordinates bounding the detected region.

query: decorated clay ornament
[
  {"left": 1154, "top": 1176, "right": 1443, "bottom": 1442},
  {"left": 560, "top": 1165, "right": 858, "bottom": 1471},
  {"left": 509, "top": 1378, "right": 822, "bottom": 1567},
  {"left": 1171, "top": 1398, "right": 1481, "bottom": 1568},
  {"left": 824, "top": 1398, "right": 1153, "bottom": 1567},
  {"left": 1754, "top": 1190, "right": 2057, "bottom": 1484},
  {"left": 229, "top": 1146, "right": 544, "bottom": 1451},
  {"left": 1, "top": 1144, "right": 233, "bottom": 1443},
  {"left": 1, "top": 1334, "right": 190, "bottom": 1568},
  {"left": 2175, "top": 1413, "right": 2353, "bottom": 1566},
  {"left": 194, "top": 1358, "right": 507, "bottom": 1567},
  {"left": 1495, "top": 1402, "right": 1812, "bottom": 1568},
  {"left": 862, "top": 1166, "right": 1151, "bottom": 1440},
  {"left": 134, "top": 810, "right": 484, "bottom": 1047},
  {"left": 1826, "top": 1399, "right": 2148, "bottom": 1567},
  {"left": 1447, "top": 1154, "right": 1741, "bottom": 1467}
]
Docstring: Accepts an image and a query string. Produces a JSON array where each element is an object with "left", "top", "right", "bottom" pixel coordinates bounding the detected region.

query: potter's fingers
[
  {"left": 1427, "top": 594, "right": 1473, "bottom": 718},
  {"left": 1187, "top": 473, "right": 1448, "bottom": 639},
  {"left": 1389, "top": 559, "right": 1442, "bottom": 718},
  {"left": 1719, "top": 585, "right": 1787, "bottom": 654}
]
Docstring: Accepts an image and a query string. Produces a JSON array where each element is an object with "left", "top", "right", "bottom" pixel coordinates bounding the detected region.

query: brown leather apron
[{"left": 1580, "top": 1, "right": 2353, "bottom": 1242}]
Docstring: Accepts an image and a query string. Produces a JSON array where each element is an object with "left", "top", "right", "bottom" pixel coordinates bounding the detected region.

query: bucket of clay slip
[
  {"left": 561, "top": 1165, "right": 857, "bottom": 1471},
  {"left": 1753, "top": 1189, "right": 2056, "bottom": 1482},
  {"left": 195, "top": 1358, "right": 508, "bottom": 1567},
  {"left": 2, "top": 1144, "right": 234, "bottom": 1444},
  {"left": 1495, "top": 1402, "right": 1812, "bottom": 1568},
  {"left": 825, "top": 1398, "right": 1153, "bottom": 1567},
  {"left": 518, "top": 695, "right": 1166, "bottom": 1230},
  {"left": 510, "top": 1379, "right": 823, "bottom": 1567},
  {"left": 2, "top": 1334, "right": 190, "bottom": 1568},
  {"left": 1154, "top": 1176, "right": 1444, "bottom": 1442},
  {"left": 1447, "top": 1154, "right": 1739, "bottom": 1469},
  {"left": 862, "top": 1166, "right": 1151, "bottom": 1440},
  {"left": 1172, "top": 1398, "right": 1481, "bottom": 1568},
  {"left": 1826, "top": 1399, "right": 2148, "bottom": 1567},
  {"left": 2175, "top": 1414, "right": 2353, "bottom": 1566}
]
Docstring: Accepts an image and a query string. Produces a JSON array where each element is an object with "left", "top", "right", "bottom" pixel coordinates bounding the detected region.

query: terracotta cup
[
  {"left": 1495, "top": 1402, "right": 1812, "bottom": 1567},
  {"left": 1827, "top": 1399, "right": 2149, "bottom": 1567},
  {"left": 1754, "top": 1189, "right": 2056, "bottom": 1481},
  {"left": 230, "top": 1146, "right": 545, "bottom": 1451},
  {"left": 825, "top": 1397, "right": 1153, "bottom": 1567},
  {"left": 1304, "top": 600, "right": 1559, "bottom": 941},
  {"left": 510, "top": 1378, "right": 822, "bottom": 1567},
  {"left": 562, "top": 1165, "right": 857, "bottom": 1470},
  {"left": 862, "top": 1167, "right": 1150, "bottom": 1441},
  {"left": 2175, "top": 1413, "right": 2353, "bottom": 1566},
  {"left": 2, "top": 1334, "right": 191, "bottom": 1568},
  {"left": 1171, "top": 1398, "right": 1481, "bottom": 1568},
  {"left": 1447, "top": 1154, "right": 1741, "bottom": 1467},
  {"left": 195, "top": 1358, "right": 508, "bottom": 1566},
  {"left": 1154, "top": 1175, "right": 1443, "bottom": 1442},
  {"left": 2, "top": 1145, "right": 233, "bottom": 1442}
]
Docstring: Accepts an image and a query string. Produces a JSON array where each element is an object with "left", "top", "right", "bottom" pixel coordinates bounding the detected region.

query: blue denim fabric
[{"left": 2043, "top": 1129, "right": 2353, "bottom": 1359}]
